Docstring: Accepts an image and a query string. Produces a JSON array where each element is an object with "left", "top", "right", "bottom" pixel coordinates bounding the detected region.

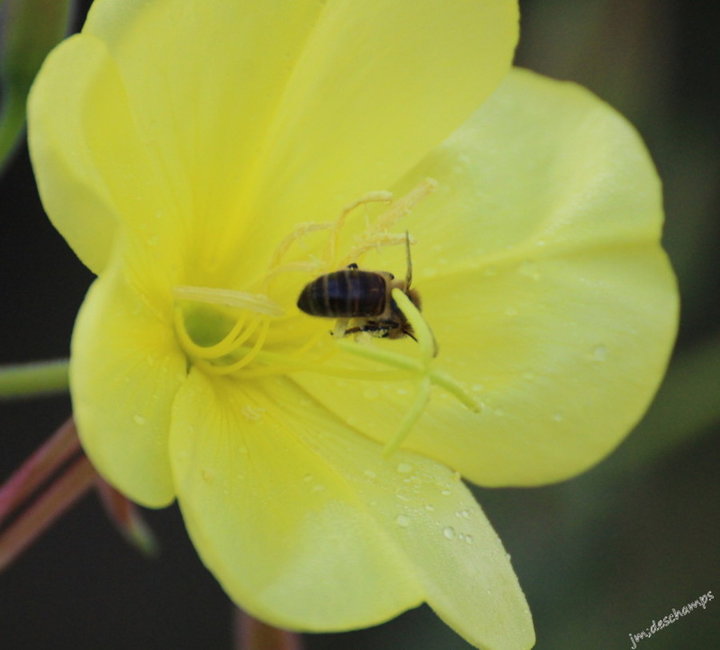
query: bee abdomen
[{"left": 297, "top": 269, "right": 387, "bottom": 317}]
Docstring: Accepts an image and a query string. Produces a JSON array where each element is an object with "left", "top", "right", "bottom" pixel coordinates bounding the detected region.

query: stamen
[
  {"left": 383, "top": 377, "right": 432, "bottom": 456},
  {"left": 340, "top": 232, "right": 412, "bottom": 268},
  {"left": 173, "top": 286, "right": 284, "bottom": 317},
  {"left": 207, "top": 318, "right": 271, "bottom": 375},
  {"left": 267, "top": 223, "right": 334, "bottom": 272},
  {"left": 334, "top": 290, "right": 481, "bottom": 453},
  {"left": 172, "top": 307, "right": 249, "bottom": 360},
  {"left": 261, "top": 178, "right": 436, "bottom": 291},
  {"left": 391, "top": 289, "right": 438, "bottom": 359},
  {"left": 374, "top": 178, "right": 438, "bottom": 232},
  {"left": 328, "top": 190, "right": 394, "bottom": 263}
]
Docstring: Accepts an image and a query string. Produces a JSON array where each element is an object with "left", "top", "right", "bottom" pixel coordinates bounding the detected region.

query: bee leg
[{"left": 331, "top": 318, "right": 351, "bottom": 338}]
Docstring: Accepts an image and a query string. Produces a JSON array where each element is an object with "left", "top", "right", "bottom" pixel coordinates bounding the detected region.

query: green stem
[{"left": 0, "top": 359, "right": 70, "bottom": 399}]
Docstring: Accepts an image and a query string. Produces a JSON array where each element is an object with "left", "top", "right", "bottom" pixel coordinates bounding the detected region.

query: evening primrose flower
[{"left": 27, "top": 0, "right": 677, "bottom": 648}]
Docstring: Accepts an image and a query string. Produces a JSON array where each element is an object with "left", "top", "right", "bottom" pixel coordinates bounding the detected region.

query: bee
[{"left": 297, "top": 233, "right": 422, "bottom": 342}]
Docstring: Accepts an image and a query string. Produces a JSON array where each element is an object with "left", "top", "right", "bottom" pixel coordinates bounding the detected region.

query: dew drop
[
  {"left": 241, "top": 405, "right": 265, "bottom": 422},
  {"left": 395, "top": 489, "right": 411, "bottom": 502},
  {"left": 494, "top": 408, "right": 505, "bottom": 417},
  {"left": 440, "top": 489, "right": 452, "bottom": 496},
  {"left": 592, "top": 344, "right": 608, "bottom": 361},
  {"left": 312, "top": 484, "right": 326, "bottom": 493},
  {"left": 363, "top": 388, "right": 380, "bottom": 400},
  {"left": 552, "top": 412, "right": 564, "bottom": 422},
  {"left": 424, "top": 504, "right": 435, "bottom": 512},
  {"left": 522, "top": 371, "right": 536, "bottom": 381},
  {"left": 396, "top": 462, "right": 413, "bottom": 474},
  {"left": 302, "top": 474, "right": 314, "bottom": 483},
  {"left": 465, "top": 534, "right": 474, "bottom": 544},
  {"left": 133, "top": 414, "right": 146, "bottom": 426},
  {"left": 471, "top": 383, "right": 484, "bottom": 393},
  {"left": 519, "top": 260, "right": 540, "bottom": 281},
  {"left": 456, "top": 509, "right": 471, "bottom": 520},
  {"left": 395, "top": 514, "right": 411, "bottom": 528},
  {"left": 442, "top": 526, "right": 456, "bottom": 540}
]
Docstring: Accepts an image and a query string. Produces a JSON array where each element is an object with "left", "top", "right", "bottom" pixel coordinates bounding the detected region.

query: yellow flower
[{"left": 27, "top": 1, "right": 677, "bottom": 648}]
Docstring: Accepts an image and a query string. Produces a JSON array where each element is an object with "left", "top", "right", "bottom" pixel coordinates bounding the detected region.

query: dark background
[{"left": 2, "top": 1, "right": 719, "bottom": 648}]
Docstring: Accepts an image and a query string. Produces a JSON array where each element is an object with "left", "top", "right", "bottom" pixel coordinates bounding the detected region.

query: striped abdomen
[{"left": 297, "top": 269, "right": 388, "bottom": 318}]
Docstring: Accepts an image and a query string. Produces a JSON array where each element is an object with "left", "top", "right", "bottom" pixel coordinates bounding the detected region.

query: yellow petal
[
  {"left": 170, "top": 373, "right": 533, "bottom": 648},
  {"left": 28, "top": 32, "right": 185, "bottom": 280},
  {"left": 81, "top": 0, "right": 518, "bottom": 281},
  {"left": 71, "top": 262, "right": 186, "bottom": 506},
  {"left": 296, "top": 68, "right": 678, "bottom": 486},
  {"left": 169, "top": 371, "right": 423, "bottom": 630},
  {"left": 27, "top": 34, "right": 117, "bottom": 273}
]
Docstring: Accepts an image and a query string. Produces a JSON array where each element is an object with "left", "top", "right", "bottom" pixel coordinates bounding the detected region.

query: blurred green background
[{"left": 1, "top": 1, "right": 718, "bottom": 648}]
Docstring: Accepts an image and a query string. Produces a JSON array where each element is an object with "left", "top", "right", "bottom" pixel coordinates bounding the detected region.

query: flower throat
[{"left": 172, "top": 179, "right": 481, "bottom": 453}]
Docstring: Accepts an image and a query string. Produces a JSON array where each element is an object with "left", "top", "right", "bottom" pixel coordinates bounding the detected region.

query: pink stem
[
  {"left": 234, "top": 608, "right": 303, "bottom": 650},
  {"left": 0, "top": 417, "right": 80, "bottom": 525},
  {"left": 0, "top": 455, "right": 96, "bottom": 571},
  {"left": 95, "top": 478, "right": 158, "bottom": 556}
]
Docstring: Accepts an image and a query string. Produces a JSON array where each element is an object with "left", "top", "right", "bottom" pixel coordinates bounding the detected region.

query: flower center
[{"left": 172, "top": 179, "right": 480, "bottom": 452}]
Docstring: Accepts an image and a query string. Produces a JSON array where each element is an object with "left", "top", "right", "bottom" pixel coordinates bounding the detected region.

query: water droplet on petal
[
  {"left": 552, "top": 412, "right": 564, "bottom": 422},
  {"left": 395, "top": 488, "right": 411, "bottom": 502},
  {"left": 442, "top": 526, "right": 456, "bottom": 540},
  {"left": 396, "top": 462, "right": 413, "bottom": 474},
  {"left": 519, "top": 260, "right": 540, "bottom": 281},
  {"left": 303, "top": 474, "right": 313, "bottom": 483},
  {"left": 395, "top": 514, "right": 411, "bottom": 528},
  {"left": 465, "top": 534, "right": 474, "bottom": 544},
  {"left": 456, "top": 509, "right": 471, "bottom": 520},
  {"left": 312, "top": 484, "right": 326, "bottom": 493},
  {"left": 133, "top": 414, "right": 146, "bottom": 426},
  {"left": 241, "top": 405, "right": 264, "bottom": 422},
  {"left": 424, "top": 504, "right": 435, "bottom": 512},
  {"left": 440, "top": 489, "right": 452, "bottom": 496},
  {"left": 592, "top": 344, "right": 608, "bottom": 361}
]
